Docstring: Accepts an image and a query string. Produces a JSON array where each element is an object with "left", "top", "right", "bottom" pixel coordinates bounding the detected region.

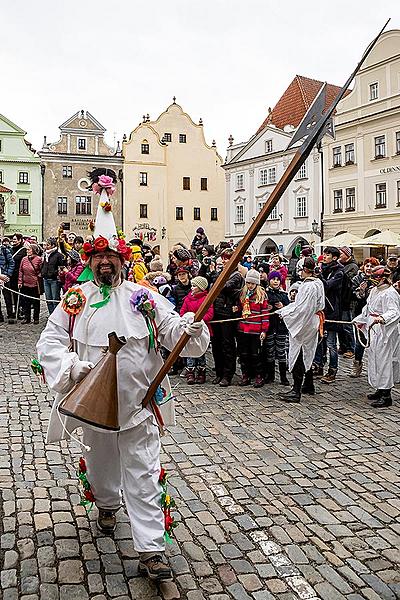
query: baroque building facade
[
  {"left": 224, "top": 76, "right": 342, "bottom": 257},
  {"left": 39, "top": 110, "right": 122, "bottom": 239},
  {"left": 0, "top": 114, "right": 42, "bottom": 238},
  {"left": 123, "top": 100, "right": 225, "bottom": 253},
  {"left": 322, "top": 29, "right": 400, "bottom": 250}
]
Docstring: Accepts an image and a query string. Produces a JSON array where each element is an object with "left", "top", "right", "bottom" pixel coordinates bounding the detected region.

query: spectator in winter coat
[
  {"left": 171, "top": 267, "right": 192, "bottom": 313},
  {"left": 180, "top": 276, "right": 213, "bottom": 384},
  {"left": 4, "top": 233, "right": 26, "bottom": 321},
  {"left": 350, "top": 257, "right": 379, "bottom": 377},
  {"left": 237, "top": 269, "right": 269, "bottom": 388},
  {"left": 338, "top": 246, "right": 359, "bottom": 358},
  {"left": 41, "top": 238, "right": 65, "bottom": 315},
  {"left": 265, "top": 271, "right": 290, "bottom": 385},
  {"left": 0, "top": 240, "right": 15, "bottom": 323},
  {"left": 18, "top": 244, "right": 42, "bottom": 324},
  {"left": 313, "top": 246, "right": 344, "bottom": 383},
  {"left": 210, "top": 249, "right": 244, "bottom": 387},
  {"left": 59, "top": 249, "right": 84, "bottom": 293},
  {"left": 169, "top": 247, "right": 200, "bottom": 283},
  {"left": 191, "top": 227, "right": 209, "bottom": 256},
  {"left": 269, "top": 254, "right": 288, "bottom": 290}
]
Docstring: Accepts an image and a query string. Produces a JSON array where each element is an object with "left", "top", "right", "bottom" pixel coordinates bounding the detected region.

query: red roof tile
[
  {"left": 257, "top": 75, "right": 344, "bottom": 133},
  {"left": 0, "top": 185, "right": 12, "bottom": 193}
]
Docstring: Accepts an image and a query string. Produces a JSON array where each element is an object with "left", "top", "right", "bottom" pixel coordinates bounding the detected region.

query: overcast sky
[{"left": 1, "top": 1, "right": 397, "bottom": 156}]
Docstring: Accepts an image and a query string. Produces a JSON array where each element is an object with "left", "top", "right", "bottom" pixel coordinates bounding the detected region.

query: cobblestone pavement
[{"left": 1, "top": 319, "right": 400, "bottom": 600}]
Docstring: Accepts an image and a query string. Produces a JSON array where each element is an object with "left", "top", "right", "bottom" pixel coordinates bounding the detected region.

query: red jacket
[
  {"left": 59, "top": 263, "right": 84, "bottom": 292},
  {"left": 238, "top": 297, "right": 269, "bottom": 334},
  {"left": 18, "top": 255, "right": 42, "bottom": 288},
  {"left": 180, "top": 290, "right": 214, "bottom": 336}
]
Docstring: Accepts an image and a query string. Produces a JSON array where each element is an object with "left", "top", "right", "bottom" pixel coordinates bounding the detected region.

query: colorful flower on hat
[
  {"left": 92, "top": 174, "right": 116, "bottom": 197},
  {"left": 100, "top": 200, "right": 112, "bottom": 212},
  {"left": 94, "top": 236, "right": 109, "bottom": 251},
  {"left": 80, "top": 235, "right": 131, "bottom": 262},
  {"left": 62, "top": 287, "right": 86, "bottom": 316}
]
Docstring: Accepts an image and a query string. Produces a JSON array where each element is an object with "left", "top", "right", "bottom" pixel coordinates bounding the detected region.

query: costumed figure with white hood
[
  {"left": 353, "top": 265, "right": 400, "bottom": 408},
  {"left": 35, "top": 168, "right": 210, "bottom": 582},
  {"left": 277, "top": 257, "right": 325, "bottom": 403}
]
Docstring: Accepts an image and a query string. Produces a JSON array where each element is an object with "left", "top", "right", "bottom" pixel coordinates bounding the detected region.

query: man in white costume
[
  {"left": 36, "top": 170, "right": 210, "bottom": 581},
  {"left": 353, "top": 265, "right": 400, "bottom": 408},
  {"left": 277, "top": 257, "right": 325, "bottom": 403}
]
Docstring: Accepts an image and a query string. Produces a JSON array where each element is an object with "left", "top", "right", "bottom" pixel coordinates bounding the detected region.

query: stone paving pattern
[{"left": 1, "top": 319, "right": 400, "bottom": 600}]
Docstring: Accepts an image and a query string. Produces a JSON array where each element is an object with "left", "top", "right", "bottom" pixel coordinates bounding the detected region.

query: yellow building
[
  {"left": 322, "top": 30, "right": 400, "bottom": 254},
  {"left": 123, "top": 100, "right": 225, "bottom": 255}
]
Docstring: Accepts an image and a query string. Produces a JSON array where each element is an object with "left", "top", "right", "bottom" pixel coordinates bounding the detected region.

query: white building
[
  {"left": 224, "top": 75, "right": 342, "bottom": 258},
  {"left": 322, "top": 29, "right": 400, "bottom": 257}
]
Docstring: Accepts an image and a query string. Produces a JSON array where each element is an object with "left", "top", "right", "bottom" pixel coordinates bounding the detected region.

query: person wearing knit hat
[
  {"left": 338, "top": 245, "right": 358, "bottom": 359},
  {"left": 191, "top": 227, "right": 209, "bottom": 257},
  {"left": 191, "top": 276, "right": 208, "bottom": 291},
  {"left": 36, "top": 168, "right": 211, "bottom": 582},
  {"left": 149, "top": 256, "right": 164, "bottom": 273},
  {"left": 237, "top": 269, "right": 269, "bottom": 387},
  {"left": 264, "top": 270, "right": 290, "bottom": 385},
  {"left": 170, "top": 247, "right": 200, "bottom": 281},
  {"left": 269, "top": 254, "right": 288, "bottom": 290},
  {"left": 180, "top": 275, "right": 213, "bottom": 384},
  {"left": 245, "top": 269, "right": 260, "bottom": 285}
]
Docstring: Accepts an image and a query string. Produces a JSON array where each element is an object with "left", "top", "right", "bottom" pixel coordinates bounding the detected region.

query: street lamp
[{"left": 312, "top": 220, "right": 321, "bottom": 236}]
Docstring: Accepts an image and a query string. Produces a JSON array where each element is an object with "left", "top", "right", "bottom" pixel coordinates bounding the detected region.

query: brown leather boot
[
  {"left": 186, "top": 368, "right": 196, "bottom": 384},
  {"left": 195, "top": 368, "right": 206, "bottom": 384}
]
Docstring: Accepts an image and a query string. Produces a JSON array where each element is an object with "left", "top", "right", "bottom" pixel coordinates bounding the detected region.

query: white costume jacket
[
  {"left": 353, "top": 284, "right": 400, "bottom": 389},
  {"left": 278, "top": 277, "right": 325, "bottom": 372},
  {"left": 37, "top": 280, "right": 210, "bottom": 443}
]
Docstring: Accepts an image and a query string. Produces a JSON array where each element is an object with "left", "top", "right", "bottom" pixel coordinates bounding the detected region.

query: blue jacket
[{"left": 0, "top": 245, "right": 15, "bottom": 278}]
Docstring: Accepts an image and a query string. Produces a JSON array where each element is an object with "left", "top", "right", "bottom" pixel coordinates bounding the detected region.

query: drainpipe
[
  {"left": 317, "top": 142, "right": 324, "bottom": 241},
  {"left": 118, "top": 168, "right": 124, "bottom": 230},
  {"left": 40, "top": 163, "right": 46, "bottom": 240}
]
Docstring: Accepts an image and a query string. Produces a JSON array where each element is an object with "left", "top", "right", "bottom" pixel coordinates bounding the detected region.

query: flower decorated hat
[{"left": 79, "top": 169, "right": 131, "bottom": 270}]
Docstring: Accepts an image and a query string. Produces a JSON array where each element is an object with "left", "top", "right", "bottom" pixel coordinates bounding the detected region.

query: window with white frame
[
  {"left": 268, "top": 167, "right": 276, "bottom": 184},
  {"left": 19, "top": 171, "right": 29, "bottom": 184},
  {"left": 75, "top": 195, "right": 92, "bottom": 215},
  {"left": 57, "top": 196, "right": 67, "bottom": 215},
  {"left": 265, "top": 139, "right": 273, "bottom": 153},
  {"left": 375, "top": 183, "right": 387, "bottom": 208},
  {"left": 369, "top": 82, "right": 378, "bottom": 101},
  {"left": 235, "top": 205, "right": 244, "bottom": 223},
  {"left": 259, "top": 169, "right": 268, "bottom": 185},
  {"left": 267, "top": 205, "right": 278, "bottom": 220},
  {"left": 374, "top": 135, "right": 386, "bottom": 158},
  {"left": 257, "top": 200, "right": 266, "bottom": 213},
  {"left": 345, "top": 143, "right": 355, "bottom": 164},
  {"left": 295, "top": 196, "right": 307, "bottom": 217},
  {"left": 236, "top": 173, "right": 244, "bottom": 189},
  {"left": 18, "top": 198, "right": 29, "bottom": 215},
  {"left": 333, "top": 189, "right": 343, "bottom": 212},
  {"left": 345, "top": 187, "right": 355, "bottom": 211},
  {"left": 296, "top": 163, "right": 307, "bottom": 179},
  {"left": 396, "top": 132, "right": 400, "bottom": 155},
  {"left": 333, "top": 146, "right": 342, "bottom": 167},
  {"left": 397, "top": 181, "right": 400, "bottom": 207}
]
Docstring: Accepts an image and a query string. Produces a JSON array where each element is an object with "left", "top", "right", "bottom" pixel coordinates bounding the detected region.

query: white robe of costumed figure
[
  {"left": 278, "top": 278, "right": 325, "bottom": 372},
  {"left": 353, "top": 285, "right": 400, "bottom": 390},
  {"left": 36, "top": 279, "right": 210, "bottom": 553}
]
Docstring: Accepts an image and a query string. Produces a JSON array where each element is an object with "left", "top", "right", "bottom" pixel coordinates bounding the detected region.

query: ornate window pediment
[{"left": 233, "top": 195, "right": 246, "bottom": 204}]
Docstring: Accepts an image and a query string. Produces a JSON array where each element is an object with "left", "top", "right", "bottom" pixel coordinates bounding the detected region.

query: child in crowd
[
  {"left": 171, "top": 267, "right": 192, "bottom": 312},
  {"left": 180, "top": 276, "right": 213, "bottom": 384},
  {"left": 59, "top": 249, "right": 84, "bottom": 293},
  {"left": 237, "top": 269, "right": 269, "bottom": 387},
  {"left": 265, "top": 271, "right": 290, "bottom": 385}
]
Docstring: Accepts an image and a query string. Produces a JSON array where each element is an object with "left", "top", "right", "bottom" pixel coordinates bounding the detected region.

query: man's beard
[{"left": 93, "top": 262, "right": 119, "bottom": 287}]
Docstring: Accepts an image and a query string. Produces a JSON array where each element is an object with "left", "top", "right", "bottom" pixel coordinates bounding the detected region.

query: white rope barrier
[{"left": 0, "top": 285, "right": 60, "bottom": 305}]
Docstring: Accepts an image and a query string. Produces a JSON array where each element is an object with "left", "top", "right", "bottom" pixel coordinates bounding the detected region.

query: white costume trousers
[{"left": 82, "top": 416, "right": 164, "bottom": 553}]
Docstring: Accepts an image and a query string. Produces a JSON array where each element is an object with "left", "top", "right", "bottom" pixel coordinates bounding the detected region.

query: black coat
[
  {"left": 211, "top": 270, "right": 244, "bottom": 319},
  {"left": 9, "top": 243, "right": 27, "bottom": 286},
  {"left": 41, "top": 250, "right": 65, "bottom": 280},
  {"left": 319, "top": 261, "right": 344, "bottom": 325},
  {"left": 340, "top": 258, "right": 359, "bottom": 310},
  {"left": 266, "top": 288, "right": 289, "bottom": 334},
  {"left": 171, "top": 282, "right": 191, "bottom": 313}
]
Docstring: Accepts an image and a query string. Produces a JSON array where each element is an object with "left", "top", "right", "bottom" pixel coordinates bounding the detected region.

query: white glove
[
  {"left": 181, "top": 312, "right": 204, "bottom": 338},
  {"left": 71, "top": 360, "right": 94, "bottom": 383}
]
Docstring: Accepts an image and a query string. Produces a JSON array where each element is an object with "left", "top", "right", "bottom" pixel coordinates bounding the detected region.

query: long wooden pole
[{"left": 142, "top": 19, "right": 390, "bottom": 410}]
